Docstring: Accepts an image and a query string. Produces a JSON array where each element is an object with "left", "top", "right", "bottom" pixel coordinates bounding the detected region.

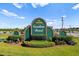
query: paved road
[{"left": 67, "top": 32, "right": 79, "bottom": 37}]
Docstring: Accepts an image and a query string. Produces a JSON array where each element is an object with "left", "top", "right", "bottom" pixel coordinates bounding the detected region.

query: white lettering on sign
[
  {"left": 33, "top": 25, "right": 45, "bottom": 28},
  {"left": 35, "top": 29, "right": 43, "bottom": 32}
]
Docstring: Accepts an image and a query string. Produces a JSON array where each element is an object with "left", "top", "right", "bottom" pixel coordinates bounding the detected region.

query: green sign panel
[
  {"left": 14, "top": 31, "right": 19, "bottom": 35},
  {"left": 24, "top": 26, "right": 31, "bottom": 41},
  {"left": 31, "top": 18, "right": 46, "bottom": 36},
  {"left": 47, "top": 27, "right": 53, "bottom": 41},
  {"left": 59, "top": 31, "right": 66, "bottom": 37}
]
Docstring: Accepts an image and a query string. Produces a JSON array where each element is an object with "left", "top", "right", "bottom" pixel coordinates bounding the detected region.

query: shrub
[
  {"left": 0, "top": 38, "right": 7, "bottom": 42},
  {"left": 54, "top": 39, "right": 66, "bottom": 45},
  {"left": 64, "top": 36, "right": 76, "bottom": 45},
  {"left": 21, "top": 42, "right": 27, "bottom": 47},
  {"left": 66, "top": 40, "right": 76, "bottom": 45},
  {"left": 52, "top": 36, "right": 59, "bottom": 42},
  {"left": 64, "top": 36, "right": 72, "bottom": 42},
  {"left": 52, "top": 36, "right": 76, "bottom": 45},
  {"left": 48, "top": 37, "right": 52, "bottom": 42},
  {"left": 60, "top": 36, "right": 66, "bottom": 41},
  {"left": 6, "top": 35, "right": 20, "bottom": 43},
  {"left": 19, "top": 36, "right": 24, "bottom": 42}
]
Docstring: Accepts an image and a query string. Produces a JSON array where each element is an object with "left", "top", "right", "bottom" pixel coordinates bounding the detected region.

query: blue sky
[{"left": 0, "top": 3, "right": 79, "bottom": 29}]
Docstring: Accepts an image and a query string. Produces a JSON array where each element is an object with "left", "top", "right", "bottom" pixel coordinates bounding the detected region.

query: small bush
[
  {"left": 48, "top": 37, "right": 52, "bottom": 42},
  {"left": 6, "top": 35, "right": 20, "bottom": 43},
  {"left": 52, "top": 36, "right": 76, "bottom": 45},
  {"left": 64, "top": 36, "right": 76, "bottom": 45},
  {"left": 19, "top": 36, "right": 24, "bottom": 42},
  {"left": 52, "top": 36, "right": 59, "bottom": 42},
  {"left": 55, "top": 40, "right": 66, "bottom": 45},
  {"left": 64, "top": 36, "right": 72, "bottom": 42},
  {"left": 0, "top": 38, "right": 7, "bottom": 42},
  {"left": 66, "top": 40, "right": 76, "bottom": 45},
  {"left": 21, "top": 42, "right": 27, "bottom": 47}
]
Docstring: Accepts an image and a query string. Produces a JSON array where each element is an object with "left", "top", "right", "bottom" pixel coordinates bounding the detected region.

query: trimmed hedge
[{"left": 23, "top": 40, "right": 55, "bottom": 48}]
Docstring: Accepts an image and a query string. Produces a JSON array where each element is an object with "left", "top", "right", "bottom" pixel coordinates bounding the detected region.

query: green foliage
[
  {"left": 0, "top": 38, "right": 7, "bottom": 42},
  {"left": 0, "top": 37, "right": 79, "bottom": 56},
  {"left": 64, "top": 36, "right": 72, "bottom": 42},
  {"left": 52, "top": 36, "right": 73, "bottom": 41},
  {"left": 19, "top": 35, "right": 24, "bottom": 42},
  {"left": 25, "top": 40, "right": 55, "bottom": 48},
  {"left": 47, "top": 37, "right": 52, "bottom": 42},
  {"left": 52, "top": 36, "right": 74, "bottom": 45},
  {"left": 52, "top": 36, "right": 59, "bottom": 41},
  {"left": 6, "top": 35, "right": 20, "bottom": 43}
]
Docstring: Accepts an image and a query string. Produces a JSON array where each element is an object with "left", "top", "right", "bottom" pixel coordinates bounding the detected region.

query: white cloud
[
  {"left": 47, "top": 21, "right": 58, "bottom": 29},
  {"left": 47, "top": 21, "right": 53, "bottom": 26},
  {"left": 31, "top": 3, "right": 49, "bottom": 8},
  {"left": 72, "top": 4, "right": 79, "bottom": 10},
  {"left": 0, "top": 9, "right": 25, "bottom": 19},
  {"left": 62, "top": 15, "right": 67, "bottom": 18},
  {"left": 13, "top": 3, "right": 24, "bottom": 9},
  {"left": 19, "top": 16, "right": 25, "bottom": 19},
  {"left": 0, "top": 9, "right": 18, "bottom": 17},
  {"left": 46, "top": 19, "right": 62, "bottom": 29},
  {"left": 13, "top": 3, "right": 48, "bottom": 8},
  {"left": 31, "top": 3, "right": 37, "bottom": 8},
  {"left": 46, "top": 19, "right": 56, "bottom": 26}
]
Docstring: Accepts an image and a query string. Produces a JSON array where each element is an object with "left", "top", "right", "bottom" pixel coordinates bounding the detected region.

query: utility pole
[
  {"left": 61, "top": 17, "right": 64, "bottom": 29},
  {"left": 69, "top": 25, "right": 71, "bottom": 36}
]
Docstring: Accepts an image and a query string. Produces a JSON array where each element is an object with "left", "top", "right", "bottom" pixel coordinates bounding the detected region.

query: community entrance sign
[
  {"left": 31, "top": 18, "right": 47, "bottom": 36},
  {"left": 24, "top": 17, "right": 54, "bottom": 40}
]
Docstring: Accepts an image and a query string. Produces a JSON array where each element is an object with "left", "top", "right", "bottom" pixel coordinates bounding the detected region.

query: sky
[{"left": 0, "top": 3, "right": 79, "bottom": 29}]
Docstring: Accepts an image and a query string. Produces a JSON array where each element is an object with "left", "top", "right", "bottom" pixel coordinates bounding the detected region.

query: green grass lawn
[
  {"left": 0, "top": 35, "right": 79, "bottom": 56},
  {"left": 0, "top": 34, "right": 10, "bottom": 39}
]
